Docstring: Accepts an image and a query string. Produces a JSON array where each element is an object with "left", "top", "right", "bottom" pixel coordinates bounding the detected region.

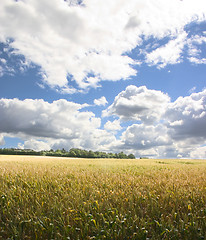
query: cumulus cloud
[
  {"left": 106, "top": 123, "right": 174, "bottom": 158},
  {"left": 165, "top": 90, "right": 206, "bottom": 140},
  {"left": 102, "top": 86, "right": 206, "bottom": 158},
  {"left": 18, "top": 139, "right": 51, "bottom": 152},
  {"left": 0, "top": 0, "right": 139, "bottom": 89},
  {"left": 104, "top": 119, "right": 122, "bottom": 132},
  {"left": 190, "top": 146, "right": 206, "bottom": 159},
  {"left": 0, "top": 98, "right": 87, "bottom": 138},
  {"left": 119, "top": 123, "right": 170, "bottom": 150},
  {"left": 103, "top": 85, "right": 170, "bottom": 124},
  {"left": 0, "top": 98, "right": 116, "bottom": 151},
  {"left": 94, "top": 96, "right": 108, "bottom": 106},
  {"left": 0, "top": 86, "right": 206, "bottom": 158},
  {"left": 0, "top": 0, "right": 206, "bottom": 91}
]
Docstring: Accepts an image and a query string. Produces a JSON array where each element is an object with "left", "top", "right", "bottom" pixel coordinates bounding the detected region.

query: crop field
[{"left": 0, "top": 155, "right": 205, "bottom": 239}]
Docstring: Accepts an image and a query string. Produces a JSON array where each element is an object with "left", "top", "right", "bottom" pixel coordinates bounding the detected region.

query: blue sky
[{"left": 0, "top": 0, "right": 206, "bottom": 158}]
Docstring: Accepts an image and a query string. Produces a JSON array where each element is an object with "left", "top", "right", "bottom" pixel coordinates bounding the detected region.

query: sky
[{"left": 0, "top": 0, "right": 206, "bottom": 159}]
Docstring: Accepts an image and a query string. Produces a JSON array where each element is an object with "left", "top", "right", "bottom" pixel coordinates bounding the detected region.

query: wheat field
[{"left": 0, "top": 155, "right": 205, "bottom": 239}]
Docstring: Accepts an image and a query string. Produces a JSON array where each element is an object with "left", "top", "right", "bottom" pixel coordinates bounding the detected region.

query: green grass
[{"left": 0, "top": 155, "right": 205, "bottom": 239}]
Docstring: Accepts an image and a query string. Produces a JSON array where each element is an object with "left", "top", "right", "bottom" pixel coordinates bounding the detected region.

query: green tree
[{"left": 128, "top": 153, "right": 135, "bottom": 159}]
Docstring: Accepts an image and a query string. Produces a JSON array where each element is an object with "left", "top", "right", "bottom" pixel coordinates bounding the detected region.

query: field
[{"left": 0, "top": 155, "right": 205, "bottom": 240}]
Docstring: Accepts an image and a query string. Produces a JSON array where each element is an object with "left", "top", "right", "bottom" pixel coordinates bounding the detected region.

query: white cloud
[
  {"left": 188, "top": 57, "right": 206, "bottom": 65},
  {"left": 0, "top": 98, "right": 87, "bottom": 139},
  {"left": 120, "top": 123, "right": 170, "bottom": 150},
  {"left": 188, "top": 86, "right": 196, "bottom": 94},
  {"left": 102, "top": 87, "right": 206, "bottom": 158},
  {"left": 0, "top": 98, "right": 116, "bottom": 151},
  {"left": 187, "top": 35, "right": 206, "bottom": 64},
  {"left": 165, "top": 90, "right": 206, "bottom": 140},
  {"left": 18, "top": 139, "right": 51, "bottom": 152},
  {"left": 94, "top": 96, "right": 108, "bottom": 106},
  {"left": 190, "top": 146, "right": 206, "bottom": 159},
  {"left": 137, "top": 0, "right": 206, "bottom": 39},
  {"left": 164, "top": 90, "right": 206, "bottom": 158},
  {"left": 0, "top": 0, "right": 139, "bottom": 89},
  {"left": 0, "top": 0, "right": 206, "bottom": 91},
  {"left": 0, "top": 87, "right": 206, "bottom": 158},
  {"left": 0, "top": 58, "right": 6, "bottom": 64},
  {"left": 0, "top": 66, "right": 3, "bottom": 78},
  {"left": 145, "top": 32, "right": 187, "bottom": 68},
  {"left": 103, "top": 85, "right": 170, "bottom": 124},
  {"left": 0, "top": 134, "right": 5, "bottom": 146},
  {"left": 80, "top": 77, "right": 101, "bottom": 90},
  {"left": 57, "top": 86, "right": 78, "bottom": 95},
  {"left": 104, "top": 119, "right": 122, "bottom": 132}
]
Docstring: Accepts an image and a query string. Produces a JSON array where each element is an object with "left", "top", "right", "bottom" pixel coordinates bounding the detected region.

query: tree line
[{"left": 0, "top": 148, "right": 135, "bottom": 159}]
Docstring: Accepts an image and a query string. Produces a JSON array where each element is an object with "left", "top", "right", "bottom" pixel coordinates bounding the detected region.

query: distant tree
[
  {"left": 0, "top": 147, "right": 136, "bottom": 160},
  {"left": 88, "top": 150, "right": 96, "bottom": 158},
  {"left": 108, "top": 152, "right": 116, "bottom": 158},
  {"left": 117, "top": 152, "right": 128, "bottom": 159},
  {"left": 69, "top": 150, "right": 77, "bottom": 157},
  {"left": 62, "top": 148, "right": 66, "bottom": 153},
  {"left": 100, "top": 152, "right": 108, "bottom": 158},
  {"left": 55, "top": 149, "right": 62, "bottom": 156},
  {"left": 128, "top": 154, "right": 135, "bottom": 159}
]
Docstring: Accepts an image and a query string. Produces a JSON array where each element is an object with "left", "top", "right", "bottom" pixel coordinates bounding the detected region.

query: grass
[{"left": 0, "top": 155, "right": 205, "bottom": 239}]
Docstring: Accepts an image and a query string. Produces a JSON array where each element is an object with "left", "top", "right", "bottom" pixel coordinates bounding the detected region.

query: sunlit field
[{"left": 0, "top": 155, "right": 205, "bottom": 240}]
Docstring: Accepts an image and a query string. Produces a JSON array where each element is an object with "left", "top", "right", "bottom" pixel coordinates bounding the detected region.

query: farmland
[{"left": 0, "top": 155, "right": 205, "bottom": 239}]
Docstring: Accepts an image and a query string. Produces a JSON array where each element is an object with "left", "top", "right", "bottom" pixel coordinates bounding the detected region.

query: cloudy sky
[{"left": 0, "top": 0, "right": 206, "bottom": 158}]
